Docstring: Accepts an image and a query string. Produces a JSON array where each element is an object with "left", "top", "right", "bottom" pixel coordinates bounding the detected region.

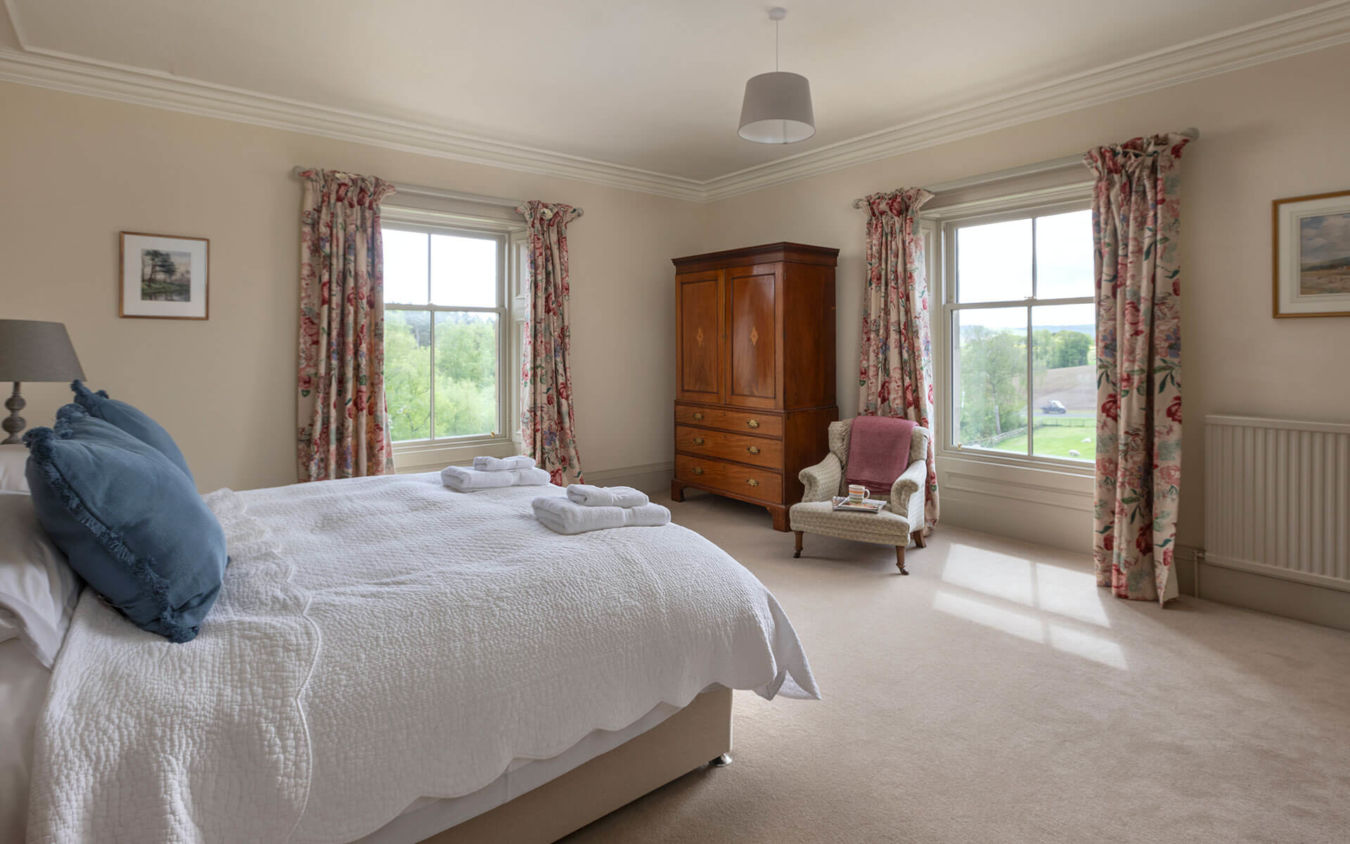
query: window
[
  {"left": 944, "top": 205, "right": 1095, "bottom": 464},
  {"left": 382, "top": 223, "right": 508, "bottom": 444}
]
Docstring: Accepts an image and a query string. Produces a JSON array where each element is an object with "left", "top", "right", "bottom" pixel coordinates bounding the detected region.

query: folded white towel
[
  {"left": 532, "top": 497, "right": 671, "bottom": 535},
  {"left": 565, "top": 484, "right": 650, "bottom": 508},
  {"left": 473, "top": 455, "right": 537, "bottom": 472},
  {"left": 442, "top": 465, "right": 552, "bottom": 492}
]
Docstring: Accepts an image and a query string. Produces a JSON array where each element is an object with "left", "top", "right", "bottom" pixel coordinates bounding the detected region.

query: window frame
[
  {"left": 930, "top": 191, "right": 1097, "bottom": 479},
  {"left": 380, "top": 206, "right": 525, "bottom": 470}
]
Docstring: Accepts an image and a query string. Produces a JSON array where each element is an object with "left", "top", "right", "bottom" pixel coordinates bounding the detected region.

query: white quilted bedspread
[{"left": 27, "top": 474, "right": 817, "bottom": 843}]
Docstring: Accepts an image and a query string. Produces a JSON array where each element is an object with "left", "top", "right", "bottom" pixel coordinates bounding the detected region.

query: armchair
[{"left": 789, "top": 419, "right": 930, "bottom": 574}]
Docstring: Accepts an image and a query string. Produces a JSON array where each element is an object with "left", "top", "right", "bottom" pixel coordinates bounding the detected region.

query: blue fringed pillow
[
  {"left": 70, "top": 380, "right": 194, "bottom": 482},
  {"left": 23, "top": 405, "right": 226, "bottom": 642}
]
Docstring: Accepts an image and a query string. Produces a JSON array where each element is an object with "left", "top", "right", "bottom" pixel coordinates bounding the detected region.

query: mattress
[{"left": 360, "top": 695, "right": 689, "bottom": 844}]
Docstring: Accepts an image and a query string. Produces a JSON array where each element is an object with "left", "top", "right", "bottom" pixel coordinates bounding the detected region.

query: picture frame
[
  {"left": 119, "top": 232, "right": 210, "bottom": 320},
  {"left": 1272, "top": 190, "right": 1350, "bottom": 318}
]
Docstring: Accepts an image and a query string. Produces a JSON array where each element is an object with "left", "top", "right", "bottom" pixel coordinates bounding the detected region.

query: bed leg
[
  {"left": 708, "top": 753, "right": 733, "bottom": 768},
  {"left": 793, "top": 531, "right": 803, "bottom": 558}
]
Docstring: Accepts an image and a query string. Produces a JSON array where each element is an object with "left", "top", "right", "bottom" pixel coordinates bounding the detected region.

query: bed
[{"left": 7, "top": 472, "right": 817, "bottom": 842}]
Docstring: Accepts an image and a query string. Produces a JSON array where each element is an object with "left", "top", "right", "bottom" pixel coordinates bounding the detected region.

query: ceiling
[{"left": 2, "top": 0, "right": 1347, "bottom": 192}]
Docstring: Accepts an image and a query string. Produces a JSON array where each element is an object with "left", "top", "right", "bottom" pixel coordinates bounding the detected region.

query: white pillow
[
  {"left": 0, "top": 637, "right": 52, "bottom": 842},
  {"left": 0, "top": 491, "right": 81, "bottom": 667},
  {"left": 0, "top": 444, "right": 28, "bottom": 492}
]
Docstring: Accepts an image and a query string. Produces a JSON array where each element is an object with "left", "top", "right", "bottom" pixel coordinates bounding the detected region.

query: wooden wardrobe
[{"left": 671, "top": 242, "right": 839, "bottom": 531}]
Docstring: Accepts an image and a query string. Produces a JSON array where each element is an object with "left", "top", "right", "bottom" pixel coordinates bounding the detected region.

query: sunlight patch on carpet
[
  {"left": 940, "top": 545, "right": 1110, "bottom": 627},
  {"left": 932, "top": 589, "right": 1127, "bottom": 670}
]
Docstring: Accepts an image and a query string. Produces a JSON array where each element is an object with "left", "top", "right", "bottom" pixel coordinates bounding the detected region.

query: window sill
[
  {"left": 938, "top": 449, "right": 1094, "bottom": 512},
  {"left": 392, "top": 436, "right": 519, "bottom": 474},
  {"left": 942, "top": 446, "right": 1093, "bottom": 476}
]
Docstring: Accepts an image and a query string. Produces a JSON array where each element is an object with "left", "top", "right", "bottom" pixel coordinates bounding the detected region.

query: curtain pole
[
  {"left": 848, "top": 127, "right": 1200, "bottom": 209},
  {"left": 289, "top": 167, "right": 584, "bottom": 217}
]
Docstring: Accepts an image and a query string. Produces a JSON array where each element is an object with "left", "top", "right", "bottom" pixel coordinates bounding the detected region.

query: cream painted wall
[
  {"left": 2, "top": 42, "right": 1349, "bottom": 562},
  {"left": 0, "top": 81, "right": 705, "bottom": 492},
  {"left": 699, "top": 44, "right": 1350, "bottom": 554}
]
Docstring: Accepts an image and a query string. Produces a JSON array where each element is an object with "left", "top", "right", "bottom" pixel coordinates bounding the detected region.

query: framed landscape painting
[
  {"left": 120, "top": 232, "right": 210, "bottom": 319},
  {"left": 1272, "top": 190, "right": 1350, "bottom": 318}
]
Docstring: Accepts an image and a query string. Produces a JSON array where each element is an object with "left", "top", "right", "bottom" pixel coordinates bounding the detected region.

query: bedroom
[{"left": 1, "top": 0, "right": 1349, "bottom": 841}]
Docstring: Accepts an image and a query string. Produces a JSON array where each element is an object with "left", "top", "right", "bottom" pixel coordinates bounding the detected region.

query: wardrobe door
[
  {"left": 676, "top": 270, "right": 724, "bottom": 403},
  {"left": 725, "top": 263, "right": 781, "bottom": 409}
]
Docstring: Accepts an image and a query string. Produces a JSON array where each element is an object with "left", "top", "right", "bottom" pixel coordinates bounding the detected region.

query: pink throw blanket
[{"left": 845, "top": 416, "right": 917, "bottom": 497}]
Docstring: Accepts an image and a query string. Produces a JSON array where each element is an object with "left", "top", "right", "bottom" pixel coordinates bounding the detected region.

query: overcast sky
[{"left": 1300, "top": 212, "right": 1350, "bottom": 266}]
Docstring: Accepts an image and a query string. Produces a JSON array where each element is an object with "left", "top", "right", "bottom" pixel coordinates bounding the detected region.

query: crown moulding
[{"left": 2, "top": 0, "right": 1350, "bottom": 204}]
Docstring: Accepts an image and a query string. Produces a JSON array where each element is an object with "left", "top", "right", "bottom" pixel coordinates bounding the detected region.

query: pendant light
[{"left": 738, "top": 7, "right": 815, "bottom": 144}]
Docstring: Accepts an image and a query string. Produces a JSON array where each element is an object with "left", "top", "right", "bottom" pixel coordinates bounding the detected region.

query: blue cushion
[
  {"left": 23, "top": 405, "right": 226, "bottom": 643},
  {"left": 70, "top": 380, "right": 193, "bottom": 483}
]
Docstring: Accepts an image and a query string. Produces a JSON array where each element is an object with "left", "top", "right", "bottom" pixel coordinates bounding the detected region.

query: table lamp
[{"left": 0, "top": 320, "right": 85, "bottom": 444}]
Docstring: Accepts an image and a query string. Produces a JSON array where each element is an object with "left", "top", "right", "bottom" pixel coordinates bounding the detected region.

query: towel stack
[
  {"left": 442, "top": 455, "right": 552, "bottom": 492},
  {"left": 565, "top": 484, "right": 650, "bottom": 508},
  {"left": 473, "top": 455, "right": 536, "bottom": 472},
  {"left": 533, "top": 484, "right": 671, "bottom": 535}
]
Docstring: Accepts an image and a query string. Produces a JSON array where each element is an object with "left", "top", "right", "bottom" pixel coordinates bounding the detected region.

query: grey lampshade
[
  {"left": 738, "top": 71, "right": 815, "bottom": 144},
  {"left": 0, "top": 320, "right": 85, "bottom": 383}
]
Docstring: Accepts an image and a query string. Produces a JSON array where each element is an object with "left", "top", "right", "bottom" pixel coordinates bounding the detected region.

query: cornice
[
  {"left": 2, "top": 0, "right": 1349, "bottom": 203},
  {"left": 0, "top": 45, "right": 707, "bottom": 201},
  {"left": 699, "top": 0, "right": 1350, "bottom": 200}
]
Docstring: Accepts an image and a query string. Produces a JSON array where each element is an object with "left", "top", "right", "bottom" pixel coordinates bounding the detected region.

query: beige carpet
[{"left": 565, "top": 492, "right": 1350, "bottom": 843}]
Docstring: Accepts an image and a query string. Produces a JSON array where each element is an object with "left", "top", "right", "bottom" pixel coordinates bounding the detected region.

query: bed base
[{"left": 420, "top": 687, "right": 734, "bottom": 843}]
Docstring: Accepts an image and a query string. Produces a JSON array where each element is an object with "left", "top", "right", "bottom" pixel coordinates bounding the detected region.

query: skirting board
[
  {"left": 940, "top": 488, "right": 1093, "bottom": 554},
  {"left": 1174, "top": 545, "right": 1350, "bottom": 632},
  {"left": 558, "top": 463, "right": 1350, "bottom": 630},
  {"left": 583, "top": 461, "right": 674, "bottom": 496}
]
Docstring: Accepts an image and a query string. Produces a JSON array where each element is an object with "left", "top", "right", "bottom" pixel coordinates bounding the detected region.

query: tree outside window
[
  {"left": 382, "top": 226, "right": 505, "bottom": 443},
  {"left": 948, "top": 208, "right": 1096, "bottom": 462}
]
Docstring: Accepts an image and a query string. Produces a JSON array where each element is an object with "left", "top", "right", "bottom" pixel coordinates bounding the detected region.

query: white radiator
[{"left": 1204, "top": 415, "right": 1350, "bottom": 592}]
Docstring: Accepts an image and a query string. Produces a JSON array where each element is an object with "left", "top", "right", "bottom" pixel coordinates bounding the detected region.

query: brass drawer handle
[
  {"left": 692, "top": 467, "right": 704, "bottom": 476},
  {"left": 693, "top": 437, "right": 705, "bottom": 446},
  {"left": 746, "top": 446, "right": 760, "bottom": 455},
  {"left": 692, "top": 412, "right": 704, "bottom": 421},
  {"left": 746, "top": 478, "right": 760, "bottom": 487},
  {"left": 746, "top": 419, "right": 760, "bottom": 429}
]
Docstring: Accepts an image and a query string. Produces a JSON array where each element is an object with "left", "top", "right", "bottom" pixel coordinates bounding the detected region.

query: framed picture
[
  {"left": 1272, "top": 190, "right": 1350, "bottom": 318},
  {"left": 119, "top": 232, "right": 210, "bottom": 320}
]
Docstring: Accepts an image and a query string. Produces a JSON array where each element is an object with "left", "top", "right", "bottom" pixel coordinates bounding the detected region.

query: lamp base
[{"left": 2, "top": 382, "right": 25, "bottom": 445}]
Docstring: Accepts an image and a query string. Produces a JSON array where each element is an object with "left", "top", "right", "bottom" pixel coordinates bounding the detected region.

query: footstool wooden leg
[
  {"left": 793, "top": 531, "right": 803, "bottom": 558},
  {"left": 895, "top": 546, "right": 909, "bottom": 575},
  {"left": 912, "top": 528, "right": 927, "bottom": 549}
]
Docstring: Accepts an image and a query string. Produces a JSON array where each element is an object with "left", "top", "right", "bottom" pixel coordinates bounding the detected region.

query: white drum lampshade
[{"left": 738, "top": 71, "right": 815, "bottom": 144}]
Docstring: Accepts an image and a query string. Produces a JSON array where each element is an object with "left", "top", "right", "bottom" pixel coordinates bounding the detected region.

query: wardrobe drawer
[
  {"left": 674, "top": 404, "right": 783, "bottom": 438},
  {"left": 675, "top": 425, "right": 783, "bottom": 469},
  {"left": 675, "top": 456, "right": 783, "bottom": 504}
]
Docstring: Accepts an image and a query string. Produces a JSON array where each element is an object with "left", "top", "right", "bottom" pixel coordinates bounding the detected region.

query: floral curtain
[
  {"left": 858, "top": 188, "right": 939, "bottom": 530},
  {"left": 297, "top": 169, "right": 396, "bottom": 482},
  {"left": 518, "top": 200, "right": 584, "bottom": 485},
  {"left": 1085, "top": 133, "right": 1190, "bottom": 604}
]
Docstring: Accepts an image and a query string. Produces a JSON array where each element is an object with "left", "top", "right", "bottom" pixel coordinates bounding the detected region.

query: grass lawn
[{"left": 989, "top": 421, "right": 1094, "bottom": 460}]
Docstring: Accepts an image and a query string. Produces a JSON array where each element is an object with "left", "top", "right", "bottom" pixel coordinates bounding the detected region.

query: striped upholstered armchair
[{"left": 788, "top": 419, "right": 930, "bottom": 574}]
